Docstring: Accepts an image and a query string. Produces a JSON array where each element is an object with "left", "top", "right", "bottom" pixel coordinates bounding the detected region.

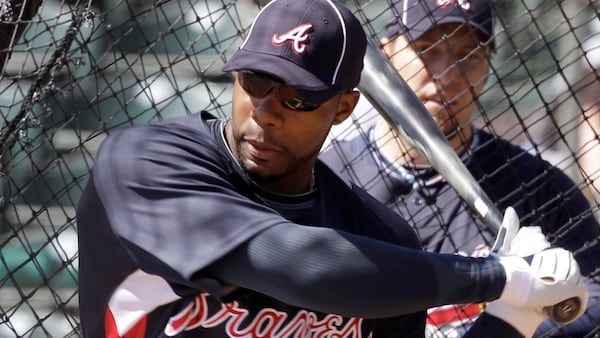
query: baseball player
[
  {"left": 320, "top": 0, "right": 600, "bottom": 337},
  {"left": 77, "top": 0, "right": 588, "bottom": 337}
]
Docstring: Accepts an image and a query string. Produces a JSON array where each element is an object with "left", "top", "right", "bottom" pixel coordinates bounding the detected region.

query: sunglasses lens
[
  {"left": 239, "top": 72, "right": 274, "bottom": 98},
  {"left": 238, "top": 71, "right": 321, "bottom": 111},
  {"left": 278, "top": 87, "right": 320, "bottom": 111}
]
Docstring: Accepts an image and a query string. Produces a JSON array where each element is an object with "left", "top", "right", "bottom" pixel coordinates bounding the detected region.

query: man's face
[
  {"left": 383, "top": 23, "right": 491, "bottom": 138},
  {"left": 227, "top": 71, "right": 357, "bottom": 193}
]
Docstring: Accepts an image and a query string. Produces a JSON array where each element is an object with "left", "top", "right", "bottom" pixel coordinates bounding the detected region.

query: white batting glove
[
  {"left": 490, "top": 248, "right": 588, "bottom": 337},
  {"left": 485, "top": 207, "right": 588, "bottom": 337},
  {"left": 485, "top": 298, "right": 546, "bottom": 337}
]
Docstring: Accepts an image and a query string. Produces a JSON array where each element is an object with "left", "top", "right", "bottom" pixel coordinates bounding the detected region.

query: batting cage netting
[{"left": 1, "top": 0, "right": 600, "bottom": 336}]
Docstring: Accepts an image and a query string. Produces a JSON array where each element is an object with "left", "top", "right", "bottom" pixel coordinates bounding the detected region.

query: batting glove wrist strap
[{"left": 497, "top": 255, "right": 533, "bottom": 306}]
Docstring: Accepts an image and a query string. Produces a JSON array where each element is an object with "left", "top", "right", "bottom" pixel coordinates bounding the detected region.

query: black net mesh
[{"left": 0, "top": 0, "right": 599, "bottom": 336}]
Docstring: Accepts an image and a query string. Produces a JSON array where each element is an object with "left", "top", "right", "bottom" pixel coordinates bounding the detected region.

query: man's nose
[
  {"left": 251, "top": 90, "right": 283, "bottom": 128},
  {"left": 428, "top": 55, "right": 467, "bottom": 101},
  {"left": 431, "top": 54, "right": 462, "bottom": 87}
]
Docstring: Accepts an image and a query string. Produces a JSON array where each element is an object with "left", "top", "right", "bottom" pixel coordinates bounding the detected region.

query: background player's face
[
  {"left": 227, "top": 73, "right": 358, "bottom": 194},
  {"left": 382, "top": 23, "right": 491, "bottom": 139}
]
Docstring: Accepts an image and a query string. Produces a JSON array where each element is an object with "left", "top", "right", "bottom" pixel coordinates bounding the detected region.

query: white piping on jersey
[
  {"left": 219, "top": 120, "right": 245, "bottom": 178},
  {"left": 218, "top": 119, "right": 265, "bottom": 190}
]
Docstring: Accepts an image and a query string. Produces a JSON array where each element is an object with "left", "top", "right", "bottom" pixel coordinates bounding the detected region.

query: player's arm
[
  {"left": 206, "top": 208, "right": 587, "bottom": 336},
  {"left": 204, "top": 222, "right": 506, "bottom": 318}
]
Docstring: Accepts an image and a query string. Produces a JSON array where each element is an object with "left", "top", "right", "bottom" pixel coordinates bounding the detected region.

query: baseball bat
[{"left": 357, "top": 39, "right": 580, "bottom": 324}]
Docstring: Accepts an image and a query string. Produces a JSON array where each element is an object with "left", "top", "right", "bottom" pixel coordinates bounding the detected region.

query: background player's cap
[
  {"left": 222, "top": 0, "right": 366, "bottom": 104},
  {"left": 384, "top": 0, "right": 495, "bottom": 45}
]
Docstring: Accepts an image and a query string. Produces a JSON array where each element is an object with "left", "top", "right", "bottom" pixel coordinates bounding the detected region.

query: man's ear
[{"left": 333, "top": 90, "right": 360, "bottom": 125}]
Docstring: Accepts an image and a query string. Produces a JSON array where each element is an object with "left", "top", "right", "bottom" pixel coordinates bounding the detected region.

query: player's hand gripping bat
[{"left": 357, "top": 39, "right": 582, "bottom": 324}]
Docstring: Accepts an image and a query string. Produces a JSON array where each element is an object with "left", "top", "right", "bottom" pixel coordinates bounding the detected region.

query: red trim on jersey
[
  {"left": 426, "top": 303, "right": 482, "bottom": 326},
  {"left": 105, "top": 307, "right": 148, "bottom": 338}
]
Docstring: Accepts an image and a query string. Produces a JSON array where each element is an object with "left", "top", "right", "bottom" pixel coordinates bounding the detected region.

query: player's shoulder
[
  {"left": 98, "top": 112, "right": 218, "bottom": 155},
  {"left": 316, "top": 160, "right": 421, "bottom": 249},
  {"left": 316, "top": 159, "right": 351, "bottom": 188},
  {"left": 317, "top": 159, "right": 377, "bottom": 200},
  {"left": 473, "top": 128, "right": 552, "bottom": 170},
  {"left": 474, "top": 129, "right": 579, "bottom": 193},
  {"left": 93, "top": 112, "right": 229, "bottom": 182}
]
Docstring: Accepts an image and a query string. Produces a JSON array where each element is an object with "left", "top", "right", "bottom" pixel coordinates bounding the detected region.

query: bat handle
[{"left": 545, "top": 297, "right": 582, "bottom": 324}]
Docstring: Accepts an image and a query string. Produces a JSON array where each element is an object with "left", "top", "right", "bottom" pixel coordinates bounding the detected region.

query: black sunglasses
[{"left": 237, "top": 71, "right": 322, "bottom": 112}]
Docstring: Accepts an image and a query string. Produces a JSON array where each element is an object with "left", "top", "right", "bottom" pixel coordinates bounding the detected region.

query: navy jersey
[
  {"left": 321, "top": 124, "right": 600, "bottom": 336},
  {"left": 77, "top": 112, "right": 429, "bottom": 337}
]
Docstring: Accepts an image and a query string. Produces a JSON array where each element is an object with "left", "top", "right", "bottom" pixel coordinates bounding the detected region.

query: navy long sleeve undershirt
[{"left": 208, "top": 222, "right": 507, "bottom": 319}]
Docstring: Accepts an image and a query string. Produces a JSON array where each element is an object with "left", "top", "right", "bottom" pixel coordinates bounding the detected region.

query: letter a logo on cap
[
  {"left": 436, "top": 0, "right": 471, "bottom": 11},
  {"left": 272, "top": 23, "right": 313, "bottom": 55}
]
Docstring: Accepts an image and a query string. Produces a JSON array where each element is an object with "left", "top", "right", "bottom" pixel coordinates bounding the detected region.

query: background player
[
  {"left": 77, "top": 0, "right": 587, "bottom": 337},
  {"left": 321, "top": 0, "right": 600, "bottom": 337}
]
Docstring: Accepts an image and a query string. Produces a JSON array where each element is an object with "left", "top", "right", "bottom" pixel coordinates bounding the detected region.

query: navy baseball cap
[
  {"left": 222, "top": 0, "right": 366, "bottom": 104},
  {"left": 384, "top": 0, "right": 495, "bottom": 44}
]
